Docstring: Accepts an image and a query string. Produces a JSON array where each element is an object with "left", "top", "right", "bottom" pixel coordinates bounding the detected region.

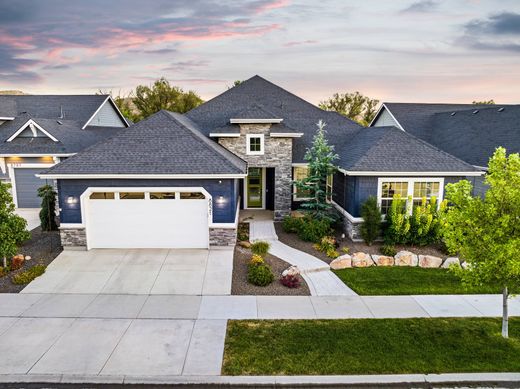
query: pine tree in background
[
  {"left": 38, "top": 184, "right": 58, "bottom": 231},
  {"left": 294, "top": 120, "right": 339, "bottom": 222}
]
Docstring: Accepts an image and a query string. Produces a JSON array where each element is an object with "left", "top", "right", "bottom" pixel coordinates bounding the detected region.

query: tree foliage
[
  {"left": 294, "top": 120, "right": 339, "bottom": 222},
  {"left": 227, "top": 80, "right": 244, "bottom": 89},
  {"left": 0, "top": 182, "right": 30, "bottom": 267},
  {"left": 443, "top": 147, "right": 520, "bottom": 338},
  {"left": 472, "top": 99, "right": 495, "bottom": 105},
  {"left": 38, "top": 184, "right": 58, "bottom": 231},
  {"left": 319, "top": 91, "right": 379, "bottom": 126},
  {"left": 360, "top": 196, "right": 382, "bottom": 245}
]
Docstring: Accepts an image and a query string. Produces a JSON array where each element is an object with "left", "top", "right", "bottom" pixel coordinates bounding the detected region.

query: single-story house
[
  {"left": 0, "top": 95, "right": 129, "bottom": 208},
  {"left": 39, "top": 76, "right": 483, "bottom": 249}
]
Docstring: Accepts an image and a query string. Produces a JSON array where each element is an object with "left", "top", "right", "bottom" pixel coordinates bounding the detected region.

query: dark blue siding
[{"left": 58, "top": 178, "right": 238, "bottom": 224}]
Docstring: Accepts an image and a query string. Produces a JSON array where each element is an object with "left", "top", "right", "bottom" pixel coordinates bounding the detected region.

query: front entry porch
[{"left": 241, "top": 167, "right": 275, "bottom": 211}]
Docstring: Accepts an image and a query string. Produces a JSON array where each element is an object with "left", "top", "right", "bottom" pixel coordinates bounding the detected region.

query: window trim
[
  {"left": 246, "top": 134, "right": 264, "bottom": 155},
  {"left": 376, "top": 177, "right": 444, "bottom": 215},
  {"left": 293, "top": 166, "right": 310, "bottom": 201}
]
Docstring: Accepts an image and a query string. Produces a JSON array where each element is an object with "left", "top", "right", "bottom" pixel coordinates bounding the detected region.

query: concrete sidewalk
[
  {"left": 249, "top": 219, "right": 356, "bottom": 296},
  {"left": 2, "top": 293, "right": 519, "bottom": 320}
]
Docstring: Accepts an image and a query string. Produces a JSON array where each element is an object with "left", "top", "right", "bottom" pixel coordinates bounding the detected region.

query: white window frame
[
  {"left": 293, "top": 165, "right": 310, "bottom": 201},
  {"left": 376, "top": 177, "right": 444, "bottom": 215},
  {"left": 246, "top": 134, "right": 264, "bottom": 155}
]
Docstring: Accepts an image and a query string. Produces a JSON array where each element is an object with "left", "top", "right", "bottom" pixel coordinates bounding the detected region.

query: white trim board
[
  {"left": 209, "top": 133, "right": 240, "bottom": 138},
  {"left": 37, "top": 173, "right": 247, "bottom": 179},
  {"left": 338, "top": 168, "right": 484, "bottom": 177},
  {"left": 7, "top": 119, "right": 59, "bottom": 142},
  {"left": 81, "top": 96, "right": 130, "bottom": 129},
  {"left": 369, "top": 103, "right": 405, "bottom": 130},
  {"left": 0, "top": 153, "right": 74, "bottom": 157},
  {"left": 0, "top": 117, "right": 15, "bottom": 121},
  {"left": 270, "top": 133, "right": 303, "bottom": 138}
]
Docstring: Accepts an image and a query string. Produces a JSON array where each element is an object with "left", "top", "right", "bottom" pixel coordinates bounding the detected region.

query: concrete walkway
[{"left": 249, "top": 220, "right": 356, "bottom": 296}]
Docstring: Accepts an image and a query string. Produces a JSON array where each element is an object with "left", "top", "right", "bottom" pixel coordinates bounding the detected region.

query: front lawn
[
  {"left": 333, "top": 266, "right": 505, "bottom": 295},
  {"left": 223, "top": 318, "right": 520, "bottom": 375}
]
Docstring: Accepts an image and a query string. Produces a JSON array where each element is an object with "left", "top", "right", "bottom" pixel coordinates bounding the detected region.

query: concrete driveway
[{"left": 21, "top": 248, "right": 233, "bottom": 295}]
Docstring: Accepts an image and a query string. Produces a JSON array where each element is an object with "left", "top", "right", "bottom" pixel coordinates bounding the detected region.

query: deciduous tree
[{"left": 319, "top": 92, "right": 379, "bottom": 126}]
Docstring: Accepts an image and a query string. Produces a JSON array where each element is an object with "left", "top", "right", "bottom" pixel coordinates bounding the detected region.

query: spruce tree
[{"left": 38, "top": 184, "right": 58, "bottom": 231}]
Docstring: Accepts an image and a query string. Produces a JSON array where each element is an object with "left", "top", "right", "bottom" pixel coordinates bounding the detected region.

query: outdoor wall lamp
[
  {"left": 216, "top": 195, "right": 226, "bottom": 204},
  {"left": 66, "top": 196, "right": 78, "bottom": 204}
]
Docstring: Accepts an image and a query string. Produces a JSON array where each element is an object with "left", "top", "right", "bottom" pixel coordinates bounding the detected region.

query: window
[
  {"left": 150, "top": 192, "right": 176, "bottom": 200},
  {"left": 293, "top": 166, "right": 309, "bottom": 200},
  {"left": 378, "top": 178, "right": 443, "bottom": 215},
  {"left": 119, "top": 192, "right": 145, "bottom": 200},
  {"left": 180, "top": 192, "right": 206, "bottom": 199},
  {"left": 326, "top": 174, "right": 333, "bottom": 202},
  {"left": 246, "top": 134, "right": 264, "bottom": 155},
  {"left": 89, "top": 192, "right": 115, "bottom": 200}
]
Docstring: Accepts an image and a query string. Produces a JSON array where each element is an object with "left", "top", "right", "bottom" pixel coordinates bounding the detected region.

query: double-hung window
[{"left": 378, "top": 178, "right": 443, "bottom": 215}]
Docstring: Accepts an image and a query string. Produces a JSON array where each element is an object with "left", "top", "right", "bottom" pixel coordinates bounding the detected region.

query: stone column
[{"left": 274, "top": 164, "right": 292, "bottom": 220}]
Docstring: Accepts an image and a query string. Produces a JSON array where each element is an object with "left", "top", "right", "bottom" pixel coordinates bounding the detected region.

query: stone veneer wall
[
  {"left": 60, "top": 228, "right": 87, "bottom": 248},
  {"left": 343, "top": 217, "right": 363, "bottom": 242},
  {"left": 209, "top": 227, "right": 237, "bottom": 246},
  {"left": 218, "top": 124, "right": 292, "bottom": 220}
]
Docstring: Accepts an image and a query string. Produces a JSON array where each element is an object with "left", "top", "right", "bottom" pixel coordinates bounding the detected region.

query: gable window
[
  {"left": 246, "top": 134, "right": 264, "bottom": 155},
  {"left": 377, "top": 178, "right": 443, "bottom": 215}
]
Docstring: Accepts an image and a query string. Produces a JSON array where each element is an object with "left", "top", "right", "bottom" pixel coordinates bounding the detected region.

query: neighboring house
[
  {"left": 370, "top": 103, "right": 520, "bottom": 195},
  {"left": 39, "top": 76, "right": 481, "bottom": 249},
  {"left": 0, "top": 95, "right": 129, "bottom": 208}
]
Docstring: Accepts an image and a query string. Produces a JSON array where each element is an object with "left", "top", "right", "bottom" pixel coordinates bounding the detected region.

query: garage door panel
[
  {"left": 86, "top": 198, "right": 209, "bottom": 249},
  {"left": 14, "top": 168, "right": 47, "bottom": 208}
]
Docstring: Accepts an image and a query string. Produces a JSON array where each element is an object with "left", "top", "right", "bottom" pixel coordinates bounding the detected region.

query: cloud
[
  {"left": 162, "top": 60, "right": 210, "bottom": 72},
  {"left": 283, "top": 40, "right": 317, "bottom": 47},
  {"left": 459, "top": 12, "right": 520, "bottom": 53},
  {"left": 401, "top": 0, "right": 439, "bottom": 13}
]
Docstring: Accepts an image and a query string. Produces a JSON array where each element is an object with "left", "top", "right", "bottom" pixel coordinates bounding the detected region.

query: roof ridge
[{"left": 433, "top": 104, "right": 518, "bottom": 115}]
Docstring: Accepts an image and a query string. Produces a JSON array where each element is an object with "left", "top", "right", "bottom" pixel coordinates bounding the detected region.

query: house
[
  {"left": 39, "top": 76, "right": 481, "bottom": 249},
  {"left": 370, "top": 103, "right": 520, "bottom": 196},
  {"left": 0, "top": 95, "right": 129, "bottom": 208}
]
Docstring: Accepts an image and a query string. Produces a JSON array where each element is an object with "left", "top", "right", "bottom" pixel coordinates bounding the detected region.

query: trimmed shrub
[
  {"left": 282, "top": 216, "right": 303, "bottom": 233},
  {"left": 248, "top": 263, "right": 274, "bottom": 286},
  {"left": 360, "top": 196, "right": 382, "bottom": 245},
  {"left": 408, "top": 197, "right": 445, "bottom": 246},
  {"left": 251, "top": 241, "right": 270, "bottom": 257},
  {"left": 297, "top": 218, "right": 332, "bottom": 243},
  {"left": 385, "top": 195, "right": 411, "bottom": 245},
  {"left": 380, "top": 244, "right": 397, "bottom": 257},
  {"left": 12, "top": 265, "right": 46, "bottom": 285},
  {"left": 280, "top": 274, "right": 301, "bottom": 288}
]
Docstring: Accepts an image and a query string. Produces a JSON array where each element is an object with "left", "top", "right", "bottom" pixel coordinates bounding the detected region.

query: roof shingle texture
[{"left": 43, "top": 110, "right": 246, "bottom": 175}]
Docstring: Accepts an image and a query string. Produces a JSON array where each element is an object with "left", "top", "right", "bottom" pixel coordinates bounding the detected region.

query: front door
[{"left": 246, "top": 167, "right": 263, "bottom": 208}]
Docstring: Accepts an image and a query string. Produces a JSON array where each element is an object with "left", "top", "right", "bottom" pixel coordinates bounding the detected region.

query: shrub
[
  {"left": 282, "top": 216, "right": 303, "bottom": 233},
  {"left": 385, "top": 195, "right": 411, "bottom": 245},
  {"left": 280, "top": 274, "right": 301, "bottom": 288},
  {"left": 12, "top": 265, "right": 46, "bottom": 285},
  {"left": 10, "top": 255, "right": 24, "bottom": 271},
  {"left": 38, "top": 184, "right": 58, "bottom": 231},
  {"left": 249, "top": 254, "right": 264, "bottom": 266},
  {"left": 248, "top": 263, "right": 274, "bottom": 286},
  {"left": 408, "top": 197, "right": 445, "bottom": 246},
  {"left": 326, "top": 248, "right": 340, "bottom": 259},
  {"left": 0, "top": 267, "right": 6, "bottom": 277},
  {"left": 360, "top": 196, "right": 382, "bottom": 245},
  {"left": 237, "top": 223, "right": 250, "bottom": 242},
  {"left": 251, "top": 241, "right": 270, "bottom": 257},
  {"left": 297, "top": 218, "right": 332, "bottom": 243},
  {"left": 341, "top": 246, "right": 350, "bottom": 254},
  {"left": 314, "top": 236, "right": 336, "bottom": 253},
  {"left": 380, "top": 244, "right": 397, "bottom": 257}
]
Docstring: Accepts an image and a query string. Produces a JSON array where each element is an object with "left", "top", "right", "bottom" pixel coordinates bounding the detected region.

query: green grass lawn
[
  {"left": 223, "top": 318, "right": 520, "bottom": 375},
  {"left": 332, "top": 266, "right": 505, "bottom": 295}
]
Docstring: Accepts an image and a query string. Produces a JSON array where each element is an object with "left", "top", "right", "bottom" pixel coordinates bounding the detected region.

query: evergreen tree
[
  {"left": 294, "top": 120, "right": 339, "bottom": 222},
  {"left": 360, "top": 196, "right": 382, "bottom": 245},
  {"left": 38, "top": 184, "right": 58, "bottom": 231}
]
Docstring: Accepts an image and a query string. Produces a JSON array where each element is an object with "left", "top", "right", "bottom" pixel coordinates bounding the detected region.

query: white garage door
[{"left": 85, "top": 189, "right": 209, "bottom": 249}]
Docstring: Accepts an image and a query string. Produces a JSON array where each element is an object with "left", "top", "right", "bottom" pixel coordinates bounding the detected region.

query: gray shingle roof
[
  {"left": 0, "top": 95, "right": 108, "bottom": 125},
  {"left": 378, "top": 103, "right": 519, "bottom": 167},
  {"left": 230, "top": 104, "right": 281, "bottom": 120},
  {"left": 0, "top": 115, "right": 124, "bottom": 155},
  {"left": 186, "top": 75, "right": 362, "bottom": 163},
  {"left": 339, "top": 126, "right": 479, "bottom": 173},
  {"left": 42, "top": 110, "right": 246, "bottom": 176}
]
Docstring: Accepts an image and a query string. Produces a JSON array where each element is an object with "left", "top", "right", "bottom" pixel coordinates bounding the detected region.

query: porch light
[
  {"left": 216, "top": 195, "right": 226, "bottom": 204},
  {"left": 66, "top": 196, "right": 78, "bottom": 204}
]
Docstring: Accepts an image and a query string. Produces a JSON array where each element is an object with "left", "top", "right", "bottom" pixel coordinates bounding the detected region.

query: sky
[{"left": 0, "top": 0, "right": 519, "bottom": 104}]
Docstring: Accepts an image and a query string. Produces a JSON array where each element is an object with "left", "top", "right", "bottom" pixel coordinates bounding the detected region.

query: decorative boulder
[
  {"left": 11, "top": 254, "right": 25, "bottom": 271},
  {"left": 282, "top": 265, "right": 301, "bottom": 277},
  {"left": 418, "top": 255, "right": 443, "bottom": 268},
  {"left": 372, "top": 255, "right": 394, "bottom": 267},
  {"left": 24, "top": 256, "right": 32, "bottom": 261},
  {"left": 330, "top": 255, "right": 352, "bottom": 270},
  {"left": 394, "top": 251, "right": 418, "bottom": 267},
  {"left": 442, "top": 257, "right": 460, "bottom": 268},
  {"left": 290, "top": 210, "right": 305, "bottom": 218},
  {"left": 351, "top": 252, "right": 374, "bottom": 267},
  {"left": 239, "top": 241, "right": 252, "bottom": 248}
]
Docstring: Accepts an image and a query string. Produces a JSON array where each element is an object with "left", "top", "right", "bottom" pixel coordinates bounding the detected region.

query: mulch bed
[
  {"left": 0, "top": 227, "right": 62, "bottom": 293},
  {"left": 232, "top": 245, "right": 310, "bottom": 296},
  {"left": 274, "top": 222, "right": 447, "bottom": 265}
]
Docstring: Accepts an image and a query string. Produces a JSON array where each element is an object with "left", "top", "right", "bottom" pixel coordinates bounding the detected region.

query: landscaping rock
[
  {"left": 282, "top": 265, "right": 301, "bottom": 277},
  {"left": 11, "top": 255, "right": 25, "bottom": 271},
  {"left": 442, "top": 257, "right": 460, "bottom": 268},
  {"left": 290, "top": 210, "right": 305, "bottom": 218},
  {"left": 394, "top": 251, "right": 418, "bottom": 267},
  {"left": 372, "top": 255, "right": 394, "bottom": 266},
  {"left": 351, "top": 252, "right": 374, "bottom": 267},
  {"left": 24, "top": 256, "right": 31, "bottom": 261},
  {"left": 419, "top": 255, "right": 443, "bottom": 268},
  {"left": 239, "top": 241, "right": 252, "bottom": 248},
  {"left": 330, "top": 255, "right": 352, "bottom": 270}
]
